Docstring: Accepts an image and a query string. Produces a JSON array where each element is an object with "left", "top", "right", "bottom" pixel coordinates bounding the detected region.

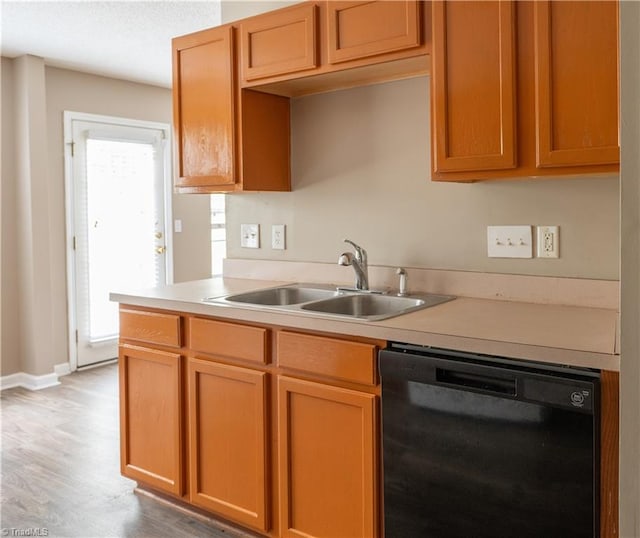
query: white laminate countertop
[{"left": 110, "top": 277, "right": 620, "bottom": 371}]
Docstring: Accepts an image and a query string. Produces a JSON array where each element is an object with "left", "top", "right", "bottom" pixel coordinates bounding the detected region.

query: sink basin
[
  {"left": 204, "top": 284, "right": 454, "bottom": 321},
  {"left": 300, "top": 293, "right": 454, "bottom": 321},
  {"left": 215, "top": 286, "right": 339, "bottom": 306}
]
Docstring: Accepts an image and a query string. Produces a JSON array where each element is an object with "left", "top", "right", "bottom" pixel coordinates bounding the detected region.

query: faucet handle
[{"left": 343, "top": 239, "right": 367, "bottom": 263}]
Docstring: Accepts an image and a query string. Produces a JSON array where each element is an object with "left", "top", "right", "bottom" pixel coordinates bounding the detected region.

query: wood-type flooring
[{"left": 1, "top": 363, "right": 243, "bottom": 538}]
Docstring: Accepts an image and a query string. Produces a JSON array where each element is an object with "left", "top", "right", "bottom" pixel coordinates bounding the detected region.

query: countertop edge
[{"left": 112, "top": 287, "right": 620, "bottom": 372}]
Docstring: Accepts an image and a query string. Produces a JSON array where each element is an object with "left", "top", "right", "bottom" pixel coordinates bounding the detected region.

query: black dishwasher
[{"left": 380, "top": 343, "right": 600, "bottom": 538}]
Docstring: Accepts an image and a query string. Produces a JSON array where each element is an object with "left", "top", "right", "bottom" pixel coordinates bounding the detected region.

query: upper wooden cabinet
[
  {"left": 238, "top": 1, "right": 431, "bottom": 96},
  {"left": 431, "top": 0, "right": 516, "bottom": 173},
  {"left": 172, "top": 26, "right": 290, "bottom": 193},
  {"left": 533, "top": 0, "right": 619, "bottom": 168},
  {"left": 240, "top": 3, "right": 318, "bottom": 82},
  {"left": 431, "top": 0, "right": 619, "bottom": 182},
  {"left": 173, "top": 26, "right": 236, "bottom": 189},
  {"left": 327, "top": 1, "right": 421, "bottom": 64}
]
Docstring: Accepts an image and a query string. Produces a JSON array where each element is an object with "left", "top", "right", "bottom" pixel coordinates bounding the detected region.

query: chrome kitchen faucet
[{"left": 338, "top": 239, "right": 369, "bottom": 291}]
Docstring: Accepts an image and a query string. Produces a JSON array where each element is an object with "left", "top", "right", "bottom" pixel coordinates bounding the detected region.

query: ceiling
[{"left": 1, "top": 1, "right": 222, "bottom": 88}]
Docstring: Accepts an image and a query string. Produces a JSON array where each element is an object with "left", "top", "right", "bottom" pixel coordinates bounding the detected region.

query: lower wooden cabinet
[
  {"left": 119, "top": 307, "right": 383, "bottom": 537},
  {"left": 117, "top": 304, "right": 619, "bottom": 538},
  {"left": 277, "top": 376, "right": 378, "bottom": 538},
  {"left": 118, "top": 343, "right": 183, "bottom": 496},
  {"left": 187, "top": 357, "right": 269, "bottom": 531}
]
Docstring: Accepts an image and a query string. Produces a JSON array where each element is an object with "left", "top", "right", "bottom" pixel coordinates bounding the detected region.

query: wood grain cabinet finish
[
  {"left": 431, "top": 0, "right": 619, "bottom": 182},
  {"left": 120, "top": 309, "right": 181, "bottom": 348},
  {"left": 172, "top": 26, "right": 290, "bottom": 193},
  {"left": 189, "top": 317, "right": 267, "bottom": 364},
  {"left": 117, "top": 306, "right": 619, "bottom": 538},
  {"left": 327, "top": 1, "right": 421, "bottom": 64},
  {"left": 278, "top": 376, "right": 378, "bottom": 538},
  {"left": 173, "top": 26, "right": 236, "bottom": 189},
  {"left": 238, "top": 0, "right": 431, "bottom": 96},
  {"left": 277, "top": 330, "right": 377, "bottom": 385},
  {"left": 187, "top": 358, "right": 269, "bottom": 531},
  {"left": 431, "top": 0, "right": 516, "bottom": 173},
  {"left": 119, "top": 344, "right": 183, "bottom": 496},
  {"left": 533, "top": 0, "right": 619, "bottom": 168},
  {"left": 240, "top": 3, "right": 318, "bottom": 82},
  {"left": 600, "top": 370, "right": 619, "bottom": 538}
]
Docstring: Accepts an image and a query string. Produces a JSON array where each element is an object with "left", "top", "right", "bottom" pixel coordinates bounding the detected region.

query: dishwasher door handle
[{"left": 436, "top": 367, "right": 517, "bottom": 396}]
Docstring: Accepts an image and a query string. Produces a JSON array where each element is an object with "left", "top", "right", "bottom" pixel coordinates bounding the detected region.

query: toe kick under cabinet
[{"left": 117, "top": 305, "right": 386, "bottom": 537}]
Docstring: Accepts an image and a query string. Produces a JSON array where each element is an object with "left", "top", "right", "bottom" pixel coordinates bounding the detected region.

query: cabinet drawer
[
  {"left": 277, "top": 331, "right": 378, "bottom": 386},
  {"left": 189, "top": 318, "right": 268, "bottom": 364},
  {"left": 240, "top": 3, "right": 317, "bottom": 82},
  {"left": 327, "top": 1, "right": 421, "bottom": 64},
  {"left": 120, "top": 309, "right": 181, "bottom": 348}
]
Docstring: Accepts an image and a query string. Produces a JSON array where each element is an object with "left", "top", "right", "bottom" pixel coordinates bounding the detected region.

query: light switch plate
[
  {"left": 487, "top": 226, "right": 533, "bottom": 258},
  {"left": 241, "top": 224, "right": 260, "bottom": 249}
]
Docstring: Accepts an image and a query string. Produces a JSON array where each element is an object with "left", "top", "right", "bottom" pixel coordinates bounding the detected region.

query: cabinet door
[
  {"left": 278, "top": 376, "right": 378, "bottom": 538},
  {"left": 188, "top": 358, "right": 269, "bottom": 531},
  {"left": 240, "top": 3, "right": 317, "bottom": 82},
  {"left": 172, "top": 26, "right": 236, "bottom": 188},
  {"left": 119, "top": 344, "right": 183, "bottom": 496},
  {"left": 431, "top": 0, "right": 516, "bottom": 173},
  {"left": 533, "top": 1, "right": 619, "bottom": 167},
  {"left": 327, "top": 1, "right": 421, "bottom": 64}
]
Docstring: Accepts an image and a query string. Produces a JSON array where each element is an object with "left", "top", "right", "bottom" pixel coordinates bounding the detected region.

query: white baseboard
[
  {"left": 54, "top": 362, "right": 72, "bottom": 377},
  {"left": 1, "top": 369, "right": 62, "bottom": 391}
]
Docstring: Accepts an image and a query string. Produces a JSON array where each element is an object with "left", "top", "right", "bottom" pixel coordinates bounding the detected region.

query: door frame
[{"left": 63, "top": 111, "right": 174, "bottom": 372}]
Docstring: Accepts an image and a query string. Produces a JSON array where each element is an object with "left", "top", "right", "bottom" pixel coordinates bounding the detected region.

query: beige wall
[
  {"left": 44, "top": 65, "right": 212, "bottom": 284},
  {"left": 226, "top": 77, "right": 619, "bottom": 280},
  {"left": 620, "top": 1, "right": 640, "bottom": 534},
  {"left": 1, "top": 57, "right": 20, "bottom": 375},
  {"left": 1, "top": 57, "right": 211, "bottom": 377},
  {"left": 221, "top": 1, "right": 295, "bottom": 23}
]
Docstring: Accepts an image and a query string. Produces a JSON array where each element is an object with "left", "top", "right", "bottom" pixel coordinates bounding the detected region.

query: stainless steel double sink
[{"left": 203, "top": 284, "right": 454, "bottom": 322}]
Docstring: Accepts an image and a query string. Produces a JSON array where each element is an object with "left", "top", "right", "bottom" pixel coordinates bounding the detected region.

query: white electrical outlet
[
  {"left": 487, "top": 226, "right": 533, "bottom": 258},
  {"left": 272, "top": 224, "right": 286, "bottom": 250},
  {"left": 241, "top": 224, "right": 260, "bottom": 249},
  {"left": 537, "top": 226, "right": 559, "bottom": 258}
]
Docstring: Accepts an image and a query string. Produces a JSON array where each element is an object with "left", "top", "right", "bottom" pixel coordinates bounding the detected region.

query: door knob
[{"left": 155, "top": 246, "right": 167, "bottom": 254}]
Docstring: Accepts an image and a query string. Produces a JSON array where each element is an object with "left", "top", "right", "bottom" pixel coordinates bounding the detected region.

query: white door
[{"left": 66, "top": 114, "right": 172, "bottom": 368}]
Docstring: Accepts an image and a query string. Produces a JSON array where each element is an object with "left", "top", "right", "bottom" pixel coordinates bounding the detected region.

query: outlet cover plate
[
  {"left": 272, "top": 224, "right": 286, "bottom": 250},
  {"left": 241, "top": 224, "right": 260, "bottom": 249},
  {"left": 487, "top": 225, "right": 533, "bottom": 258},
  {"left": 537, "top": 225, "right": 559, "bottom": 258}
]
